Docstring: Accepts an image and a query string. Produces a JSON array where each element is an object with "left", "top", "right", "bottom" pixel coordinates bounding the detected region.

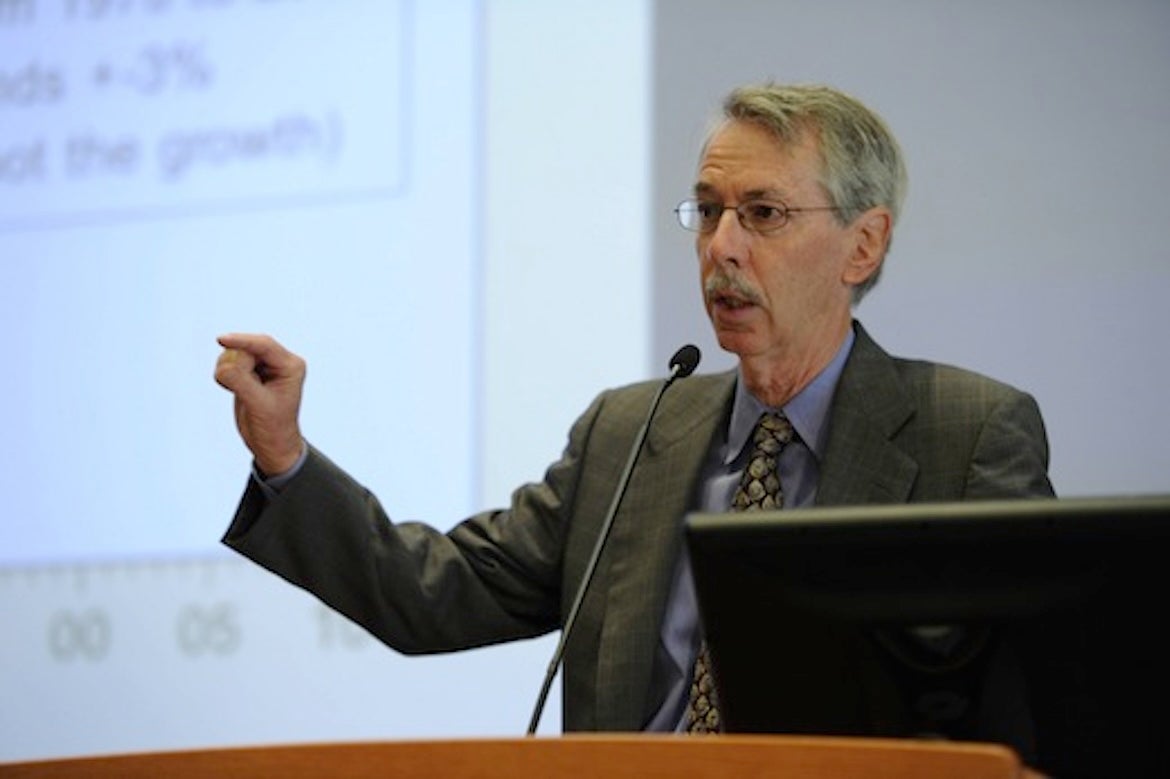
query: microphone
[{"left": 526, "top": 344, "right": 702, "bottom": 735}]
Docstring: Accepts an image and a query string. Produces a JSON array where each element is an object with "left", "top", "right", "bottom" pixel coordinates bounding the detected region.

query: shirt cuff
[{"left": 251, "top": 442, "right": 309, "bottom": 499}]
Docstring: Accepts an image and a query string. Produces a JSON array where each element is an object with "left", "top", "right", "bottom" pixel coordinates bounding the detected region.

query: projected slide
[
  {"left": 0, "top": 0, "right": 480, "bottom": 565},
  {"left": 0, "top": 0, "right": 502, "bottom": 761}
]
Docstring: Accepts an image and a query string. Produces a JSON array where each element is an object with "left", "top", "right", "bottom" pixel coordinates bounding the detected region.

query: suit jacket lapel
[
  {"left": 817, "top": 322, "right": 919, "bottom": 506},
  {"left": 594, "top": 371, "right": 735, "bottom": 730}
]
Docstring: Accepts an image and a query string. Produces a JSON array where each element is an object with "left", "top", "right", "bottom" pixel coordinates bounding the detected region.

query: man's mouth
[{"left": 712, "top": 292, "right": 755, "bottom": 309}]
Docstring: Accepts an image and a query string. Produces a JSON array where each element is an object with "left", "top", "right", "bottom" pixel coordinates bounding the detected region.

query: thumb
[{"left": 214, "top": 346, "right": 266, "bottom": 403}]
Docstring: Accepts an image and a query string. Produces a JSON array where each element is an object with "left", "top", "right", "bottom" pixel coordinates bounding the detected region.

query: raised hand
[{"left": 214, "top": 333, "right": 307, "bottom": 476}]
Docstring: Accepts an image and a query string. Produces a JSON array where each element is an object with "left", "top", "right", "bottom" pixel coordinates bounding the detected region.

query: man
[{"left": 214, "top": 83, "right": 1053, "bottom": 735}]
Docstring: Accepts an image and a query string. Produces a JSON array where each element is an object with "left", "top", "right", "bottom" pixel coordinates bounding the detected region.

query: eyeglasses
[{"left": 674, "top": 198, "right": 839, "bottom": 235}]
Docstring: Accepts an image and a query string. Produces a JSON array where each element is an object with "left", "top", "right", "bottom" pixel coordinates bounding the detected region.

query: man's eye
[
  {"left": 697, "top": 202, "right": 722, "bottom": 219},
  {"left": 747, "top": 203, "right": 784, "bottom": 223}
]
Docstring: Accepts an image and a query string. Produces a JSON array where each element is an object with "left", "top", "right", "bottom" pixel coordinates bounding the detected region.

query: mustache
[{"left": 704, "top": 272, "right": 762, "bottom": 306}]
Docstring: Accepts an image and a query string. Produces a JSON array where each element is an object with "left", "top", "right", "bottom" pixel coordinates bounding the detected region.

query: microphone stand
[{"left": 526, "top": 346, "right": 699, "bottom": 735}]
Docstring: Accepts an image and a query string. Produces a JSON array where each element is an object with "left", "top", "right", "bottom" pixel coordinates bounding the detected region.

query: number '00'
[{"left": 48, "top": 609, "right": 111, "bottom": 661}]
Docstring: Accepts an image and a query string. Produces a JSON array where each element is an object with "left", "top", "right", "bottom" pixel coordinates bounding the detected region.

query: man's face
[{"left": 694, "top": 120, "right": 869, "bottom": 366}]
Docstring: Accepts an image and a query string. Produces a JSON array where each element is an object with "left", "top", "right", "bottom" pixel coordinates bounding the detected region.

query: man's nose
[{"left": 703, "top": 207, "right": 749, "bottom": 266}]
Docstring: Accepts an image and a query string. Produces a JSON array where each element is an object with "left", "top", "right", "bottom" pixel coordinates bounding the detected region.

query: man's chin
[{"left": 713, "top": 329, "right": 764, "bottom": 359}]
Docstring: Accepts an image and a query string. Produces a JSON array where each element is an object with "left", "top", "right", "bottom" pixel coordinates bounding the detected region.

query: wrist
[{"left": 256, "top": 438, "right": 306, "bottom": 479}]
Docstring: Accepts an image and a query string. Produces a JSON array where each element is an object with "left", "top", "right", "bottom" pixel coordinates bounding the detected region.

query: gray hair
[{"left": 718, "top": 83, "right": 908, "bottom": 302}]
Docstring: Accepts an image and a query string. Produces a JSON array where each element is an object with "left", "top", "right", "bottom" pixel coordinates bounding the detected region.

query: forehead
[{"left": 694, "top": 119, "right": 823, "bottom": 199}]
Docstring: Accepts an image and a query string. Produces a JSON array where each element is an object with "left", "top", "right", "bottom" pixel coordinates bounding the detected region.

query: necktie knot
[{"left": 755, "top": 411, "right": 794, "bottom": 449}]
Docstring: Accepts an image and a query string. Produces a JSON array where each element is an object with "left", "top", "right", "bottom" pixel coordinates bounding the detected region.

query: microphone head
[{"left": 669, "top": 344, "right": 702, "bottom": 378}]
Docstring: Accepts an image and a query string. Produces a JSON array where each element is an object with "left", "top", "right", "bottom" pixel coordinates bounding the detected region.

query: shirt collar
[{"left": 724, "top": 326, "right": 856, "bottom": 465}]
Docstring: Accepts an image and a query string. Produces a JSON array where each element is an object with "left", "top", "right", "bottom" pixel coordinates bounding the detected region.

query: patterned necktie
[{"left": 685, "top": 411, "right": 794, "bottom": 734}]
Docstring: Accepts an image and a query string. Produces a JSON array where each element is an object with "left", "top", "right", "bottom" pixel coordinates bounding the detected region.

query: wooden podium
[{"left": 0, "top": 735, "right": 1045, "bottom": 778}]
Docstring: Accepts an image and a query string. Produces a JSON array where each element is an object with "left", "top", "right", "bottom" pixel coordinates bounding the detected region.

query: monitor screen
[{"left": 685, "top": 495, "right": 1170, "bottom": 779}]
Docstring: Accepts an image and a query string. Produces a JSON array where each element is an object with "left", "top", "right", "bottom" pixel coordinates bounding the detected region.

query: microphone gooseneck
[{"left": 526, "top": 344, "right": 702, "bottom": 735}]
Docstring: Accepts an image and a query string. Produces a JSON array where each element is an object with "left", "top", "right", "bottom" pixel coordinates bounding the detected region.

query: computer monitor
[{"left": 685, "top": 495, "right": 1170, "bottom": 779}]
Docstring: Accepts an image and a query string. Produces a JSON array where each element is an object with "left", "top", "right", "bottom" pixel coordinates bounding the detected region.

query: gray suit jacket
[{"left": 223, "top": 322, "right": 1053, "bottom": 731}]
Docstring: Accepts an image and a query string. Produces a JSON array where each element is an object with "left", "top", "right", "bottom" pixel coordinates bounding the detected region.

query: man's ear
[{"left": 842, "top": 206, "right": 892, "bottom": 286}]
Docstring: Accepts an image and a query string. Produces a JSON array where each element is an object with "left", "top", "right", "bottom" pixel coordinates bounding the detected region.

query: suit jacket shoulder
[{"left": 817, "top": 322, "right": 1054, "bottom": 505}]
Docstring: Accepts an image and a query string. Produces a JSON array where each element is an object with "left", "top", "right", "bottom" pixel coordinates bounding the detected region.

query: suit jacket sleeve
[
  {"left": 221, "top": 395, "right": 607, "bottom": 654},
  {"left": 220, "top": 379, "right": 678, "bottom": 657}
]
